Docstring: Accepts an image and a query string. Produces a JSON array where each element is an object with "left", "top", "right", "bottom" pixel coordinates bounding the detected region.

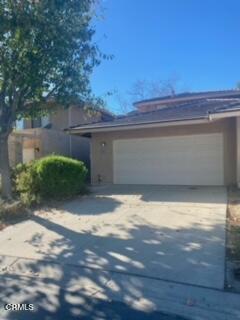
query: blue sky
[{"left": 91, "top": 0, "right": 240, "bottom": 113}]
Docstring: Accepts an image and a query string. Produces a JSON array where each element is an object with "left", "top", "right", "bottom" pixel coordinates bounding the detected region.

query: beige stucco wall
[
  {"left": 36, "top": 129, "right": 90, "bottom": 166},
  {"left": 9, "top": 128, "right": 90, "bottom": 168},
  {"left": 22, "top": 106, "right": 104, "bottom": 131},
  {"left": 235, "top": 117, "right": 240, "bottom": 187},
  {"left": 8, "top": 134, "right": 23, "bottom": 167},
  {"left": 42, "top": 106, "right": 103, "bottom": 131},
  {"left": 90, "top": 118, "right": 236, "bottom": 186}
]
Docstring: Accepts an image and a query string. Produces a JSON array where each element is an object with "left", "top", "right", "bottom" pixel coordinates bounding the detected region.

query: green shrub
[
  {"left": 14, "top": 155, "right": 88, "bottom": 205},
  {"left": 11, "top": 162, "right": 35, "bottom": 193},
  {"left": 14, "top": 162, "right": 40, "bottom": 205}
]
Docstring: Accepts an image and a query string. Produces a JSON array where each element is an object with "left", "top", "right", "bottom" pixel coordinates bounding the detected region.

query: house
[
  {"left": 9, "top": 105, "right": 114, "bottom": 167},
  {"left": 19, "top": 104, "right": 113, "bottom": 131},
  {"left": 69, "top": 90, "right": 240, "bottom": 187}
]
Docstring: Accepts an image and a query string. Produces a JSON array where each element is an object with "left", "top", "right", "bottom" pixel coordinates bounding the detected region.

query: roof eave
[
  {"left": 209, "top": 108, "right": 240, "bottom": 119},
  {"left": 69, "top": 108, "right": 240, "bottom": 135},
  {"left": 134, "top": 91, "right": 240, "bottom": 107},
  {"left": 69, "top": 117, "right": 209, "bottom": 134}
]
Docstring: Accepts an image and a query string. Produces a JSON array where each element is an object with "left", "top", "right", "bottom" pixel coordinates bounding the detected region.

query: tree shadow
[
  {"left": 0, "top": 220, "right": 226, "bottom": 319},
  {"left": 1, "top": 279, "right": 187, "bottom": 320},
  {"left": 91, "top": 184, "right": 227, "bottom": 205},
  {"left": 59, "top": 196, "right": 123, "bottom": 216},
  {"left": 25, "top": 213, "right": 225, "bottom": 288},
  {"left": 0, "top": 186, "right": 229, "bottom": 319}
]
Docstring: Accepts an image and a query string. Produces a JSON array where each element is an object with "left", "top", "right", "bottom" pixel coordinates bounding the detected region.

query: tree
[
  {"left": 116, "top": 77, "right": 180, "bottom": 114},
  {"left": 0, "top": 0, "right": 100, "bottom": 199},
  {"left": 128, "top": 78, "right": 177, "bottom": 101}
]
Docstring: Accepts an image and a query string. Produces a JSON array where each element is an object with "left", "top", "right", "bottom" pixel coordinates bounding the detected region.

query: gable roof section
[
  {"left": 133, "top": 89, "right": 240, "bottom": 107},
  {"left": 68, "top": 97, "right": 240, "bottom": 134},
  {"left": 68, "top": 89, "right": 240, "bottom": 134}
]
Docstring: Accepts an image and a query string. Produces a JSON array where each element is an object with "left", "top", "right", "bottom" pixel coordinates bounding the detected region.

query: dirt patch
[
  {"left": 226, "top": 189, "right": 240, "bottom": 292},
  {"left": 0, "top": 199, "right": 31, "bottom": 231}
]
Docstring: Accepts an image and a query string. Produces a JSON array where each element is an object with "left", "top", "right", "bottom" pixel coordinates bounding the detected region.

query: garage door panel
[{"left": 113, "top": 134, "right": 224, "bottom": 186}]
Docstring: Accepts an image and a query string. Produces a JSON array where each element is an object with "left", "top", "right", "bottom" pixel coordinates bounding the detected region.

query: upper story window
[
  {"left": 41, "top": 116, "right": 50, "bottom": 128},
  {"left": 15, "top": 119, "right": 24, "bottom": 130},
  {"left": 15, "top": 116, "right": 51, "bottom": 130},
  {"left": 31, "top": 118, "right": 42, "bottom": 128}
]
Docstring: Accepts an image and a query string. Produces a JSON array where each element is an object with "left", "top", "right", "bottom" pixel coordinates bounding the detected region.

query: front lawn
[{"left": 1, "top": 174, "right": 30, "bottom": 229}]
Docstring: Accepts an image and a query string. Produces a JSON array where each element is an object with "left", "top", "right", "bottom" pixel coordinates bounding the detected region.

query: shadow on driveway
[
  {"left": 2, "top": 285, "right": 188, "bottom": 320},
  {"left": 0, "top": 185, "right": 229, "bottom": 319}
]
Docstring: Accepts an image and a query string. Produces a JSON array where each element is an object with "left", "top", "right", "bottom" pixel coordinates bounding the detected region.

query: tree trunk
[{"left": 0, "top": 134, "right": 12, "bottom": 199}]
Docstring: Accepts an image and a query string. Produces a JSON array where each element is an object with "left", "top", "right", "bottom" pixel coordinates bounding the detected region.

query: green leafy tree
[{"left": 0, "top": 0, "right": 100, "bottom": 199}]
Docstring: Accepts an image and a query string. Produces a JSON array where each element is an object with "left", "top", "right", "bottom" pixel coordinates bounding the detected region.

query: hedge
[{"left": 14, "top": 155, "right": 88, "bottom": 205}]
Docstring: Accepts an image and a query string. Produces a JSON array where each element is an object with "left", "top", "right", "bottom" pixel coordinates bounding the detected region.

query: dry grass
[
  {"left": 226, "top": 189, "right": 240, "bottom": 291},
  {"left": 0, "top": 199, "right": 30, "bottom": 230},
  {"left": 228, "top": 190, "right": 240, "bottom": 260}
]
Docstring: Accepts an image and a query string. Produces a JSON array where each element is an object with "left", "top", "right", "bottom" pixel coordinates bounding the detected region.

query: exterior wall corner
[{"left": 236, "top": 117, "right": 240, "bottom": 187}]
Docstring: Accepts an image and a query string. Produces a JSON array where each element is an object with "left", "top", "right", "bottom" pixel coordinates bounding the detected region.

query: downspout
[
  {"left": 68, "top": 107, "right": 72, "bottom": 157},
  {"left": 208, "top": 113, "right": 213, "bottom": 121}
]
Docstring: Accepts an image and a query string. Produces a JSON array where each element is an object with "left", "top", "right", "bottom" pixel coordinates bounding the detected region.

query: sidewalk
[{"left": 0, "top": 255, "right": 239, "bottom": 320}]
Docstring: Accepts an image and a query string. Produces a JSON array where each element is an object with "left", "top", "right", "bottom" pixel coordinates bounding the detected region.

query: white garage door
[{"left": 113, "top": 133, "right": 224, "bottom": 186}]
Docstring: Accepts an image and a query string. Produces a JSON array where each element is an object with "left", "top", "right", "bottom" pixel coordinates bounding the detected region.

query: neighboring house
[
  {"left": 20, "top": 105, "right": 113, "bottom": 131},
  {"left": 69, "top": 90, "right": 240, "bottom": 187},
  {"left": 9, "top": 105, "right": 113, "bottom": 167}
]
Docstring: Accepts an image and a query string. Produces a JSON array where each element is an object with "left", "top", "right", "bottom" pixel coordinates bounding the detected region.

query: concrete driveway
[{"left": 0, "top": 185, "right": 227, "bottom": 290}]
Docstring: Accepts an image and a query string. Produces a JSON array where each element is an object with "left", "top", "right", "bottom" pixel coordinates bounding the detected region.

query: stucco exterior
[
  {"left": 90, "top": 118, "right": 236, "bottom": 186},
  {"left": 9, "top": 128, "right": 90, "bottom": 167},
  {"left": 23, "top": 106, "right": 104, "bottom": 131},
  {"left": 13, "top": 105, "right": 111, "bottom": 167}
]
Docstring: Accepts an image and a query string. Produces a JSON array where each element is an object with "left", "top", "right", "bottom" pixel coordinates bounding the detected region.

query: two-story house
[{"left": 69, "top": 90, "right": 240, "bottom": 187}]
